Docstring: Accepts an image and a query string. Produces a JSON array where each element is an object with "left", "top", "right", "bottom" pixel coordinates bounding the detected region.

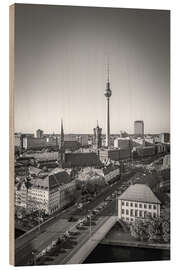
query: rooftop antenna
[{"left": 107, "top": 56, "right": 110, "bottom": 82}]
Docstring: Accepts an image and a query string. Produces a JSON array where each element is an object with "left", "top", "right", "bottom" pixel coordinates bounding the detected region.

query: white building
[
  {"left": 118, "top": 184, "right": 161, "bottom": 223},
  {"left": 15, "top": 168, "right": 76, "bottom": 215},
  {"left": 114, "top": 137, "right": 131, "bottom": 149}
]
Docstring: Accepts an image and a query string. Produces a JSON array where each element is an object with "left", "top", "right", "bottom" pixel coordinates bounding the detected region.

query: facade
[
  {"left": 36, "top": 129, "right": 44, "bottom": 138},
  {"left": 99, "top": 148, "right": 131, "bottom": 162},
  {"left": 14, "top": 133, "right": 22, "bottom": 148},
  {"left": 132, "top": 137, "right": 145, "bottom": 146},
  {"left": 114, "top": 137, "right": 131, "bottom": 149},
  {"left": 136, "top": 146, "right": 155, "bottom": 157},
  {"left": 65, "top": 152, "right": 102, "bottom": 168},
  {"left": 22, "top": 137, "right": 57, "bottom": 150},
  {"left": 162, "top": 154, "right": 170, "bottom": 169},
  {"left": 15, "top": 168, "right": 76, "bottom": 215},
  {"left": 76, "top": 135, "right": 89, "bottom": 146},
  {"left": 118, "top": 184, "right": 161, "bottom": 223},
  {"left": 160, "top": 133, "right": 170, "bottom": 143},
  {"left": 155, "top": 143, "right": 167, "bottom": 155},
  {"left": 93, "top": 122, "right": 102, "bottom": 149},
  {"left": 134, "top": 120, "right": 144, "bottom": 136},
  {"left": 144, "top": 136, "right": 155, "bottom": 145}
]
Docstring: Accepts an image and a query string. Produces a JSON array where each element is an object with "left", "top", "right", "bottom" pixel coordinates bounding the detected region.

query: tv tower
[{"left": 104, "top": 62, "right": 112, "bottom": 148}]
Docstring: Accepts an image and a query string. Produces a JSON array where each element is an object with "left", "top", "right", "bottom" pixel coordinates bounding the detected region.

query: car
[{"left": 68, "top": 216, "right": 78, "bottom": 222}]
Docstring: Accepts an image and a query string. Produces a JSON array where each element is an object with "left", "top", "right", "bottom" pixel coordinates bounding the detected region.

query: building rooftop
[
  {"left": 65, "top": 152, "right": 102, "bottom": 167},
  {"left": 31, "top": 168, "right": 71, "bottom": 190},
  {"left": 118, "top": 184, "right": 161, "bottom": 204}
]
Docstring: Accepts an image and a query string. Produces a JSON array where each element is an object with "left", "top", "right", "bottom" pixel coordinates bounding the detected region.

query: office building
[
  {"left": 134, "top": 120, "right": 144, "bottom": 136},
  {"left": 93, "top": 121, "right": 102, "bottom": 149},
  {"left": 36, "top": 129, "right": 44, "bottom": 138}
]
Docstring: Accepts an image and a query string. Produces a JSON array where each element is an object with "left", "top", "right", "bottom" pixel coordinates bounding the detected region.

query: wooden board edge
[{"left": 9, "top": 3, "right": 15, "bottom": 266}]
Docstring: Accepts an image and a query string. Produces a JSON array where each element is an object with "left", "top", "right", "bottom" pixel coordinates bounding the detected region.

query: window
[
  {"left": 122, "top": 201, "right": 124, "bottom": 206},
  {"left": 130, "top": 202, "right": 133, "bottom": 207},
  {"left": 131, "top": 218, "right": 134, "bottom": 221},
  {"left": 153, "top": 213, "right": 157, "bottom": 218},
  {"left": 139, "top": 210, "right": 142, "bottom": 217},
  {"left": 139, "top": 204, "right": 142, "bottom": 208},
  {"left": 126, "top": 202, "right": 129, "bottom": 206},
  {"left": 144, "top": 204, "right": 147, "bottom": 209},
  {"left": 149, "top": 204, "right": 152, "bottom": 209},
  {"left": 130, "top": 209, "right": 133, "bottom": 216},
  {"left": 135, "top": 210, "right": 138, "bottom": 217},
  {"left": 126, "top": 209, "right": 129, "bottom": 215},
  {"left": 135, "top": 203, "right": 138, "bottom": 208},
  {"left": 153, "top": 205, "right": 156, "bottom": 210}
]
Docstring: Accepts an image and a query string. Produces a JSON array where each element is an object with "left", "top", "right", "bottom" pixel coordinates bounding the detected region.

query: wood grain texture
[{"left": 9, "top": 4, "right": 15, "bottom": 266}]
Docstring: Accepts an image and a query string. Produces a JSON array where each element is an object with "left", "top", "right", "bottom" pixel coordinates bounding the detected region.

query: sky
[{"left": 14, "top": 4, "right": 170, "bottom": 134}]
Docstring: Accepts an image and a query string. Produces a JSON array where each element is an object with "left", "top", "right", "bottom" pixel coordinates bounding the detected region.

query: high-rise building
[
  {"left": 93, "top": 121, "right": 102, "bottom": 149},
  {"left": 134, "top": 120, "right": 144, "bottom": 136},
  {"left": 58, "top": 119, "right": 65, "bottom": 167},
  {"left": 36, "top": 129, "right": 44, "bottom": 138}
]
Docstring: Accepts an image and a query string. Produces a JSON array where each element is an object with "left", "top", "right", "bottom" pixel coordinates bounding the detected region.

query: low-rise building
[
  {"left": 118, "top": 184, "right": 161, "bottom": 223},
  {"left": 136, "top": 146, "right": 156, "bottom": 157},
  {"left": 160, "top": 133, "right": 170, "bottom": 144},
  {"left": 99, "top": 148, "right": 131, "bottom": 162}
]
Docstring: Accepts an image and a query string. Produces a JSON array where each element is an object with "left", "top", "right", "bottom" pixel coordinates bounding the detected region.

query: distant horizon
[
  {"left": 14, "top": 130, "right": 170, "bottom": 136},
  {"left": 14, "top": 5, "right": 170, "bottom": 135}
]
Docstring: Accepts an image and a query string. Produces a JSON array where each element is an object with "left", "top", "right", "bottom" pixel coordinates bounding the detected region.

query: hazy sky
[{"left": 14, "top": 4, "right": 170, "bottom": 134}]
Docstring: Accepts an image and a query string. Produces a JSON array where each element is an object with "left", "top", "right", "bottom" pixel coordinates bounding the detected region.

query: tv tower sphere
[{"left": 104, "top": 83, "right": 112, "bottom": 98}]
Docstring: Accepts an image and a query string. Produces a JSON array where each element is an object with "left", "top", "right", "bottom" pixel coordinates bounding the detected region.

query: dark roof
[
  {"left": 118, "top": 184, "right": 161, "bottom": 204},
  {"left": 32, "top": 168, "right": 71, "bottom": 190},
  {"left": 65, "top": 152, "right": 102, "bottom": 167}
]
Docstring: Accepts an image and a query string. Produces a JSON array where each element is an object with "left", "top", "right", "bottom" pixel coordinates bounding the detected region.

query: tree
[{"left": 130, "top": 216, "right": 170, "bottom": 243}]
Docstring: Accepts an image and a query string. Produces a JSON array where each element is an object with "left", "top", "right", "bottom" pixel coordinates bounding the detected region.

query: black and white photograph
[{"left": 10, "top": 2, "right": 170, "bottom": 266}]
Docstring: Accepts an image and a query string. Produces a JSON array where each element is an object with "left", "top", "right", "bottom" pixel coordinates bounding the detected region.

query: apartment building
[{"left": 15, "top": 168, "right": 76, "bottom": 215}]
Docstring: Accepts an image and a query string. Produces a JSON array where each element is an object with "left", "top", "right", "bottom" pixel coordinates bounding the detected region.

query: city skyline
[{"left": 14, "top": 4, "right": 170, "bottom": 134}]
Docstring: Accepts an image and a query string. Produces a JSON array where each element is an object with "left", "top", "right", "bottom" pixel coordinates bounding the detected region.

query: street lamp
[
  {"left": 31, "top": 250, "right": 36, "bottom": 265},
  {"left": 88, "top": 210, "right": 92, "bottom": 237}
]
